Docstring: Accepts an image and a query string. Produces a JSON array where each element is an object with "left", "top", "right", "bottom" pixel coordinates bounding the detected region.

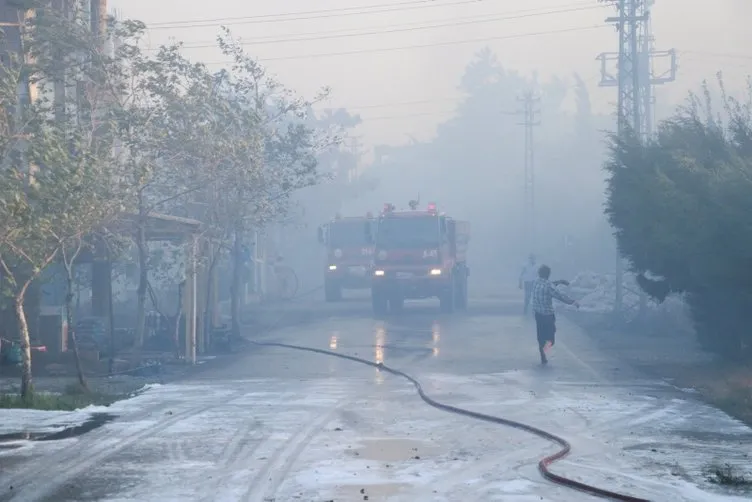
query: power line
[
  {"left": 356, "top": 110, "right": 460, "bottom": 121},
  {"left": 201, "top": 24, "right": 608, "bottom": 64},
  {"left": 596, "top": 0, "right": 677, "bottom": 315},
  {"left": 676, "top": 56, "right": 752, "bottom": 73},
  {"left": 599, "top": 0, "right": 645, "bottom": 315},
  {"left": 336, "top": 74, "right": 601, "bottom": 111},
  {"left": 161, "top": 3, "right": 605, "bottom": 49},
  {"left": 147, "top": 0, "right": 499, "bottom": 29},
  {"left": 324, "top": 97, "right": 528, "bottom": 113},
  {"left": 335, "top": 96, "right": 467, "bottom": 110},
  {"left": 350, "top": 103, "right": 519, "bottom": 119},
  {"left": 516, "top": 90, "right": 540, "bottom": 251},
  {"left": 354, "top": 97, "right": 462, "bottom": 109},
  {"left": 149, "top": 0, "right": 446, "bottom": 26},
  {"left": 679, "top": 50, "right": 752, "bottom": 62}
]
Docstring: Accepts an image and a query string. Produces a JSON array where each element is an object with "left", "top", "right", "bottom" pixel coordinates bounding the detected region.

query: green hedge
[{"left": 605, "top": 84, "right": 752, "bottom": 359}]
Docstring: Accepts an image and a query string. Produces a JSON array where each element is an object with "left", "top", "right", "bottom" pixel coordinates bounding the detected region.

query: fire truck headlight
[
  {"left": 374, "top": 269, "right": 385, "bottom": 276},
  {"left": 334, "top": 249, "right": 343, "bottom": 258},
  {"left": 429, "top": 268, "right": 442, "bottom": 276},
  {"left": 328, "top": 265, "right": 337, "bottom": 271}
]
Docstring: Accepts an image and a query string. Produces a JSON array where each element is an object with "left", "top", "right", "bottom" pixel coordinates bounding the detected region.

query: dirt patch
[
  {"left": 704, "top": 463, "right": 752, "bottom": 488},
  {"left": 347, "top": 438, "right": 441, "bottom": 462},
  {"left": 664, "top": 362, "right": 752, "bottom": 426},
  {"left": 564, "top": 309, "right": 752, "bottom": 427}
]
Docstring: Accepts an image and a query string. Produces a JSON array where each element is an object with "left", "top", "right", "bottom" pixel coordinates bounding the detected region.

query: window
[
  {"left": 375, "top": 216, "right": 440, "bottom": 248},
  {"left": 329, "top": 220, "right": 372, "bottom": 247}
]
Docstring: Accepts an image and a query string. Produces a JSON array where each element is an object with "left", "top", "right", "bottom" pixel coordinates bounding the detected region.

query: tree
[
  {"left": 605, "top": 77, "right": 752, "bottom": 358},
  {"left": 91, "top": 21, "right": 334, "bottom": 348},
  {"left": 0, "top": 2, "right": 128, "bottom": 399},
  {"left": 199, "top": 29, "right": 335, "bottom": 338},
  {"left": 100, "top": 21, "right": 221, "bottom": 349}
]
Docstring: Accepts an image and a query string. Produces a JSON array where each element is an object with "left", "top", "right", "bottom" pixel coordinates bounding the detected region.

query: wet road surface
[{"left": 1, "top": 296, "right": 751, "bottom": 501}]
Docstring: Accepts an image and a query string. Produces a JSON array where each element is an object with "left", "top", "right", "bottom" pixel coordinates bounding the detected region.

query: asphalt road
[{"left": 1, "top": 294, "right": 751, "bottom": 502}]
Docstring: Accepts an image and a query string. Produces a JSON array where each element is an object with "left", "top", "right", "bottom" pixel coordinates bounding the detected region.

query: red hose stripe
[{"left": 254, "top": 340, "right": 652, "bottom": 502}]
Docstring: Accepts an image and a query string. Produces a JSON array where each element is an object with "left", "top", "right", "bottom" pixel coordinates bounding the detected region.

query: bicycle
[{"left": 273, "top": 258, "right": 300, "bottom": 301}]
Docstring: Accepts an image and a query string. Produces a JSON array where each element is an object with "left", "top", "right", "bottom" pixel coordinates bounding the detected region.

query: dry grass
[
  {"left": 0, "top": 383, "right": 120, "bottom": 411},
  {"left": 666, "top": 362, "right": 752, "bottom": 426},
  {"left": 704, "top": 463, "right": 752, "bottom": 486}
]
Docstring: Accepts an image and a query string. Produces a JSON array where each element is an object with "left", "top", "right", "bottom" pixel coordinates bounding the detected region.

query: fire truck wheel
[
  {"left": 439, "top": 277, "right": 455, "bottom": 313},
  {"left": 372, "top": 289, "right": 388, "bottom": 316},
  {"left": 325, "top": 281, "right": 342, "bottom": 302},
  {"left": 456, "top": 270, "right": 468, "bottom": 310},
  {"left": 389, "top": 295, "right": 404, "bottom": 312}
]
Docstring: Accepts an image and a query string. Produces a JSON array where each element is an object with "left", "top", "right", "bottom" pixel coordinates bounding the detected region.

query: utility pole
[
  {"left": 91, "top": 0, "right": 107, "bottom": 44},
  {"left": 596, "top": 0, "right": 676, "bottom": 314},
  {"left": 517, "top": 90, "right": 541, "bottom": 253},
  {"left": 52, "top": 1, "right": 71, "bottom": 124}
]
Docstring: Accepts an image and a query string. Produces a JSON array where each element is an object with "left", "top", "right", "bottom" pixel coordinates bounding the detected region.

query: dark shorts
[
  {"left": 523, "top": 281, "right": 534, "bottom": 299},
  {"left": 534, "top": 313, "right": 556, "bottom": 347}
]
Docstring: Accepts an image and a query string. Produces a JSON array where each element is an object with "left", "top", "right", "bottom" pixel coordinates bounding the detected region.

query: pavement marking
[
  {"left": 1, "top": 390, "right": 249, "bottom": 502},
  {"left": 557, "top": 338, "right": 608, "bottom": 384},
  {"left": 197, "top": 421, "right": 272, "bottom": 502},
  {"left": 241, "top": 398, "right": 350, "bottom": 502}
]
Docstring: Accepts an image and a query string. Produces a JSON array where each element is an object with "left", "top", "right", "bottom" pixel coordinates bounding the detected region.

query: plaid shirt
[{"left": 532, "top": 278, "right": 574, "bottom": 315}]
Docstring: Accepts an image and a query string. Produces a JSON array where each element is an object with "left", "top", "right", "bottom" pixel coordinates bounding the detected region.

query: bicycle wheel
[{"left": 276, "top": 266, "right": 300, "bottom": 300}]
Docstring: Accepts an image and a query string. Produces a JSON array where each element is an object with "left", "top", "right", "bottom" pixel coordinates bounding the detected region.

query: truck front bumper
[
  {"left": 371, "top": 268, "right": 451, "bottom": 299},
  {"left": 326, "top": 264, "right": 371, "bottom": 289}
]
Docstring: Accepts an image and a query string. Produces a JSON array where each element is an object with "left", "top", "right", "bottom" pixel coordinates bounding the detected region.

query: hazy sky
[{"left": 110, "top": 0, "right": 752, "bottom": 152}]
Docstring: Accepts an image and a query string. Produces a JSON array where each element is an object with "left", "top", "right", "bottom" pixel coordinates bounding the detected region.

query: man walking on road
[
  {"left": 532, "top": 264, "right": 579, "bottom": 365},
  {"left": 519, "top": 253, "right": 538, "bottom": 315}
]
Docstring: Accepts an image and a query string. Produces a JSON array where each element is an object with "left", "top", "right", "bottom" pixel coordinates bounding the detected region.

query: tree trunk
[
  {"left": 203, "top": 244, "right": 219, "bottom": 348},
  {"left": 135, "top": 199, "right": 148, "bottom": 348},
  {"left": 107, "top": 251, "right": 116, "bottom": 375},
  {"left": 230, "top": 228, "right": 242, "bottom": 339},
  {"left": 15, "top": 295, "right": 34, "bottom": 401},
  {"left": 64, "top": 263, "right": 88, "bottom": 391},
  {"left": 174, "top": 282, "right": 183, "bottom": 358}
]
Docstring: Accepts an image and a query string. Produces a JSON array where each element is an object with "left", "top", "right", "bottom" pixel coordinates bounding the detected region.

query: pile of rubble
[
  {"left": 560, "top": 271, "right": 690, "bottom": 324},
  {"left": 557, "top": 271, "right": 642, "bottom": 313}
]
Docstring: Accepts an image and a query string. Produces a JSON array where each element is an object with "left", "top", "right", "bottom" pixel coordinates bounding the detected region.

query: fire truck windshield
[
  {"left": 375, "top": 216, "right": 440, "bottom": 249},
  {"left": 329, "top": 220, "right": 372, "bottom": 247}
]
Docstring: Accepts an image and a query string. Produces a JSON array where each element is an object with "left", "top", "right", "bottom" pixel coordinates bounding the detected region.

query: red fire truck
[
  {"left": 318, "top": 213, "right": 377, "bottom": 302},
  {"left": 366, "top": 201, "right": 470, "bottom": 315}
]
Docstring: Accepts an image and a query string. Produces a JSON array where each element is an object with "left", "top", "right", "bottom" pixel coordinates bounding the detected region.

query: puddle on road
[
  {"left": 334, "top": 482, "right": 411, "bottom": 500},
  {"left": 0, "top": 412, "right": 116, "bottom": 444},
  {"left": 348, "top": 438, "right": 441, "bottom": 462}
]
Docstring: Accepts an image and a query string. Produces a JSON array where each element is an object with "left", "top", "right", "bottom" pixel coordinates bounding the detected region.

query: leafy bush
[{"left": 605, "top": 79, "right": 752, "bottom": 358}]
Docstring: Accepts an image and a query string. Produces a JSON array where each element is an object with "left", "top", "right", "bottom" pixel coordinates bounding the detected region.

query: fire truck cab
[
  {"left": 366, "top": 202, "right": 470, "bottom": 315},
  {"left": 318, "top": 213, "right": 377, "bottom": 302}
]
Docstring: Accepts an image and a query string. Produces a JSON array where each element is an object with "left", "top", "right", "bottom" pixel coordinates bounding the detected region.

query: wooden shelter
[{"left": 89, "top": 212, "right": 214, "bottom": 363}]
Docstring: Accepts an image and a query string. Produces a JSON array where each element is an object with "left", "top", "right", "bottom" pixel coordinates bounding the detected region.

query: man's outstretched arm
[{"left": 549, "top": 283, "right": 578, "bottom": 306}]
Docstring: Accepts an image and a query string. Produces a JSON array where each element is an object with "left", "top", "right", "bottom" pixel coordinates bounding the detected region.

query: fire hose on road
[{"left": 251, "top": 336, "right": 652, "bottom": 502}]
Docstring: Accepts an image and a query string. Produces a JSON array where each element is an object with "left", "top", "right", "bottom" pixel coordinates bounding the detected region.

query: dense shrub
[{"left": 605, "top": 81, "right": 752, "bottom": 359}]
